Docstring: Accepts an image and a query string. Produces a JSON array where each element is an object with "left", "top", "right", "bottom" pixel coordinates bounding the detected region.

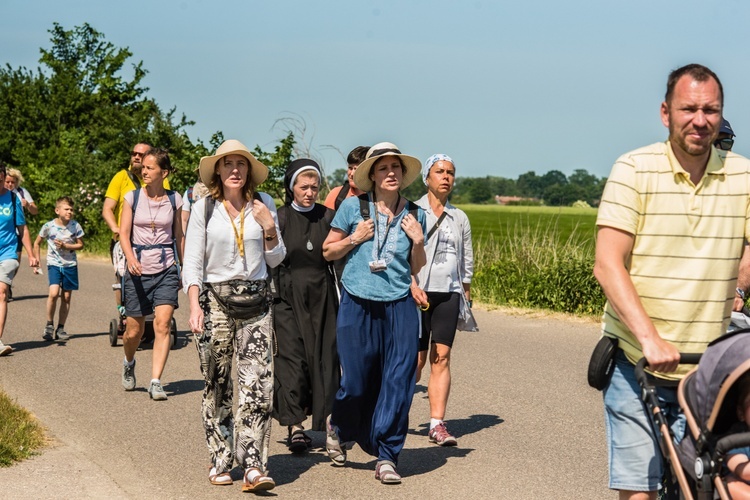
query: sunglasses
[
  {"left": 715, "top": 138, "right": 734, "bottom": 151},
  {"left": 130, "top": 151, "right": 146, "bottom": 157}
]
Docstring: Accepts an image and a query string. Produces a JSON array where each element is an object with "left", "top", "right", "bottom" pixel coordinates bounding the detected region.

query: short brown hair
[{"left": 665, "top": 64, "right": 723, "bottom": 107}]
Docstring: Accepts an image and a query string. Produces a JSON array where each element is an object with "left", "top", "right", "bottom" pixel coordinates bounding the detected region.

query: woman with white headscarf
[{"left": 411, "top": 154, "right": 476, "bottom": 448}]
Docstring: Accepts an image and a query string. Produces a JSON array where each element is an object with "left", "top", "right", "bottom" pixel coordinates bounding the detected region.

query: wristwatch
[{"left": 737, "top": 287, "right": 746, "bottom": 301}]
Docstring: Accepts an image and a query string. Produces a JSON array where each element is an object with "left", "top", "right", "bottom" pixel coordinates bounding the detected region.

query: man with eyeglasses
[
  {"left": 715, "top": 118, "right": 736, "bottom": 151},
  {"left": 102, "top": 142, "right": 169, "bottom": 311}
]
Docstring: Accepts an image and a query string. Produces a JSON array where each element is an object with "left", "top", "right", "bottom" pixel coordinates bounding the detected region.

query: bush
[{"left": 472, "top": 219, "right": 605, "bottom": 316}]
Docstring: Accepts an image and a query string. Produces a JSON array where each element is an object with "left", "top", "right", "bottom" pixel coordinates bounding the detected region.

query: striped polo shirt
[{"left": 597, "top": 141, "right": 750, "bottom": 379}]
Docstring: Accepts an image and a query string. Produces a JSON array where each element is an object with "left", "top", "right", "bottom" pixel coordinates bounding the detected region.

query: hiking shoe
[
  {"left": 326, "top": 415, "right": 346, "bottom": 466},
  {"left": 43, "top": 324, "right": 54, "bottom": 341},
  {"left": 54, "top": 328, "right": 69, "bottom": 341},
  {"left": 428, "top": 422, "right": 458, "bottom": 446},
  {"left": 0, "top": 341, "right": 12, "bottom": 356},
  {"left": 148, "top": 381, "right": 168, "bottom": 401},
  {"left": 122, "top": 359, "right": 136, "bottom": 391}
]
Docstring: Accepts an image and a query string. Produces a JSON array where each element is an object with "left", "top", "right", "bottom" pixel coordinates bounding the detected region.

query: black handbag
[
  {"left": 587, "top": 336, "right": 618, "bottom": 390},
  {"left": 207, "top": 285, "right": 268, "bottom": 320}
]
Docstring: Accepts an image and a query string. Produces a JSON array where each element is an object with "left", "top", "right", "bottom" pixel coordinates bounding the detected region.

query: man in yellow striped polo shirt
[{"left": 594, "top": 64, "right": 750, "bottom": 500}]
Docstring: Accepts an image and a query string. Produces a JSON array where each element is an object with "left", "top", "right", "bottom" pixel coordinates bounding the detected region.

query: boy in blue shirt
[{"left": 33, "top": 196, "right": 84, "bottom": 341}]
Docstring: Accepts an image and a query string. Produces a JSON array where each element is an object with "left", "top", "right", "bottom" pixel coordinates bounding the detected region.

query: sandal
[
  {"left": 375, "top": 460, "right": 402, "bottom": 485},
  {"left": 287, "top": 426, "right": 312, "bottom": 453},
  {"left": 242, "top": 467, "right": 275, "bottom": 492},
  {"left": 208, "top": 466, "right": 233, "bottom": 486},
  {"left": 326, "top": 415, "right": 346, "bottom": 466}
]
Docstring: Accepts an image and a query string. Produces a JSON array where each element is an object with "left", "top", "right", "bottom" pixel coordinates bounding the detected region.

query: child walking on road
[{"left": 33, "top": 196, "right": 84, "bottom": 341}]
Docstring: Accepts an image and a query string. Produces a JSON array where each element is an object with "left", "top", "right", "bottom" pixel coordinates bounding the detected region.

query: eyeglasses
[
  {"left": 714, "top": 138, "right": 734, "bottom": 151},
  {"left": 130, "top": 151, "right": 145, "bottom": 157}
]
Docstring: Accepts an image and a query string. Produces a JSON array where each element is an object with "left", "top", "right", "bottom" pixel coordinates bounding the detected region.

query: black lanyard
[{"left": 373, "top": 195, "right": 400, "bottom": 259}]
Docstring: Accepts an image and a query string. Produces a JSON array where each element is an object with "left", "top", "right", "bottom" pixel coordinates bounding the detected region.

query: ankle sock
[
  {"left": 430, "top": 418, "right": 442, "bottom": 430},
  {"left": 46, "top": 321, "right": 53, "bottom": 326},
  {"left": 56, "top": 324, "right": 64, "bottom": 331},
  {"left": 245, "top": 468, "right": 261, "bottom": 482},
  {"left": 150, "top": 379, "right": 160, "bottom": 385},
  {"left": 124, "top": 358, "right": 134, "bottom": 367}
]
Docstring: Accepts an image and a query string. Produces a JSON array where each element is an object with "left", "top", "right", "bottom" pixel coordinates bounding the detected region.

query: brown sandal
[
  {"left": 242, "top": 468, "right": 275, "bottom": 492},
  {"left": 208, "top": 467, "right": 233, "bottom": 486}
]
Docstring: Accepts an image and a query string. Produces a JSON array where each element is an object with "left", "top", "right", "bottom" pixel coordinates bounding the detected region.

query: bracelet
[
  {"left": 737, "top": 287, "right": 746, "bottom": 300},
  {"left": 264, "top": 233, "right": 277, "bottom": 241},
  {"left": 349, "top": 235, "right": 357, "bottom": 246}
]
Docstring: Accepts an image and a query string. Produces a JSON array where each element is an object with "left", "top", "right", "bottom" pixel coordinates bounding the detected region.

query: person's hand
[
  {"left": 189, "top": 308, "right": 204, "bottom": 334},
  {"left": 251, "top": 199, "right": 276, "bottom": 232},
  {"left": 410, "top": 284, "right": 428, "bottom": 308},
  {"left": 20, "top": 198, "right": 28, "bottom": 208},
  {"left": 54, "top": 239, "right": 64, "bottom": 250},
  {"left": 734, "top": 296, "right": 746, "bottom": 312},
  {"left": 126, "top": 259, "right": 142, "bottom": 276},
  {"left": 642, "top": 335, "right": 680, "bottom": 373},
  {"left": 401, "top": 213, "right": 424, "bottom": 244},
  {"left": 28, "top": 256, "right": 39, "bottom": 268},
  {"left": 351, "top": 219, "right": 374, "bottom": 245}
]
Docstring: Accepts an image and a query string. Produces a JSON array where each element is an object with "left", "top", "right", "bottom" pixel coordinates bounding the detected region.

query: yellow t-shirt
[
  {"left": 104, "top": 169, "right": 171, "bottom": 225},
  {"left": 597, "top": 141, "right": 750, "bottom": 379}
]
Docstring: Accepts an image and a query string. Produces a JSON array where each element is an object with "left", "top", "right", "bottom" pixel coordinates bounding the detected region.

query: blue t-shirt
[
  {"left": 331, "top": 194, "right": 426, "bottom": 301},
  {"left": 0, "top": 190, "right": 25, "bottom": 262}
]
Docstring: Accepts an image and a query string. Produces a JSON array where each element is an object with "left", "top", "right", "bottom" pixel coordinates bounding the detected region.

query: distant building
[{"left": 495, "top": 195, "right": 540, "bottom": 205}]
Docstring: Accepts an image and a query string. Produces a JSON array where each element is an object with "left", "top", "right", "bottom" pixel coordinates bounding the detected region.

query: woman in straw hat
[
  {"left": 182, "top": 139, "right": 286, "bottom": 492},
  {"left": 322, "top": 142, "right": 427, "bottom": 484},
  {"left": 412, "top": 154, "right": 476, "bottom": 448},
  {"left": 272, "top": 158, "right": 340, "bottom": 453}
]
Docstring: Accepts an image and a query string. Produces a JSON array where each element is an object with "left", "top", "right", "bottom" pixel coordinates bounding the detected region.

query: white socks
[{"left": 430, "top": 418, "right": 442, "bottom": 430}]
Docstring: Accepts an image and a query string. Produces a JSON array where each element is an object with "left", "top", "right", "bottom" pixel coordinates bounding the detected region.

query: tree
[{"left": 252, "top": 132, "right": 295, "bottom": 201}]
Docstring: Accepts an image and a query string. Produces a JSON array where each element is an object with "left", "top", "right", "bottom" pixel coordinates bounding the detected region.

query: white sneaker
[{"left": 0, "top": 341, "right": 13, "bottom": 356}]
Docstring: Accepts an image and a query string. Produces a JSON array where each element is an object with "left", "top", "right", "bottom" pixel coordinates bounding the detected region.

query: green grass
[
  {"left": 457, "top": 204, "right": 604, "bottom": 315},
  {"left": 0, "top": 390, "right": 46, "bottom": 466},
  {"left": 457, "top": 204, "right": 598, "bottom": 249}
]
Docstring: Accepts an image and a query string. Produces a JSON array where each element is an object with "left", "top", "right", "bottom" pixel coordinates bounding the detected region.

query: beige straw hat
[
  {"left": 352, "top": 142, "right": 422, "bottom": 192},
  {"left": 198, "top": 139, "right": 268, "bottom": 187}
]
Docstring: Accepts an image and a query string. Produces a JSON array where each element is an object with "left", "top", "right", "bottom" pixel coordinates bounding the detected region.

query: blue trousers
[{"left": 332, "top": 289, "right": 419, "bottom": 464}]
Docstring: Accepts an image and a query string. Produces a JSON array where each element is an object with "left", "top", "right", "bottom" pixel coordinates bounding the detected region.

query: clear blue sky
[{"left": 2, "top": 0, "right": 749, "bottom": 180}]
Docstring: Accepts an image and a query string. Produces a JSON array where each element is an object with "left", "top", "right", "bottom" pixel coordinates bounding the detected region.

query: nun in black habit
[{"left": 272, "top": 158, "right": 340, "bottom": 453}]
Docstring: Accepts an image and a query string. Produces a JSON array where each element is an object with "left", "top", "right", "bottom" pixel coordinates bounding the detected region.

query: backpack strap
[
  {"left": 334, "top": 181, "right": 350, "bottom": 210},
  {"left": 187, "top": 186, "right": 194, "bottom": 206},
  {"left": 358, "top": 193, "right": 371, "bottom": 220},
  {"left": 125, "top": 169, "right": 141, "bottom": 191}
]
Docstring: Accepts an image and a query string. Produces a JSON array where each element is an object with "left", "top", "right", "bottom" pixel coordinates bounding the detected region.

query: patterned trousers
[{"left": 194, "top": 281, "right": 274, "bottom": 473}]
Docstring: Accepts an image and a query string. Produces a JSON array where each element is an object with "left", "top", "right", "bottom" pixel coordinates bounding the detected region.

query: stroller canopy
[{"left": 683, "top": 330, "right": 750, "bottom": 436}]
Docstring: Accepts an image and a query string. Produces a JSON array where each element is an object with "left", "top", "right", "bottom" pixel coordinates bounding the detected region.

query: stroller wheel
[{"left": 109, "top": 318, "right": 119, "bottom": 347}]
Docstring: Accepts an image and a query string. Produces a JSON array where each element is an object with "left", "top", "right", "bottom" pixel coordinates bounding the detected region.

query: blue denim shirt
[{"left": 331, "top": 194, "right": 426, "bottom": 301}]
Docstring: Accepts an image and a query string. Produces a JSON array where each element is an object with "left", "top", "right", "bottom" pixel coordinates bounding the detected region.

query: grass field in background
[{"left": 457, "top": 204, "right": 599, "bottom": 248}]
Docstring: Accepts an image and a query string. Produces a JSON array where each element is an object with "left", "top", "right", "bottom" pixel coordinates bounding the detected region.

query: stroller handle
[
  {"left": 716, "top": 432, "right": 750, "bottom": 457},
  {"left": 634, "top": 353, "right": 702, "bottom": 388}
]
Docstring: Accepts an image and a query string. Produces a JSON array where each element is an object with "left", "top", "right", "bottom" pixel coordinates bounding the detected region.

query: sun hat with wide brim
[
  {"left": 352, "top": 142, "right": 422, "bottom": 192},
  {"left": 198, "top": 139, "right": 269, "bottom": 187}
]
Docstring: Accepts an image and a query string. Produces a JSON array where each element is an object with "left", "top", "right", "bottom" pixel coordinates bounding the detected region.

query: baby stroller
[
  {"left": 108, "top": 241, "right": 177, "bottom": 349},
  {"left": 636, "top": 329, "right": 750, "bottom": 500}
]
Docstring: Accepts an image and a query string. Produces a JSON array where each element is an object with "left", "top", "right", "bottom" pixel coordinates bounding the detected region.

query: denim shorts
[
  {"left": 603, "top": 350, "right": 685, "bottom": 492},
  {"left": 48, "top": 265, "right": 79, "bottom": 291},
  {"left": 0, "top": 258, "right": 20, "bottom": 285},
  {"left": 123, "top": 265, "right": 179, "bottom": 317}
]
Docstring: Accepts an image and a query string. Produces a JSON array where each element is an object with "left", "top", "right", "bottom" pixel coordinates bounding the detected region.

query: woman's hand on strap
[
  {"left": 401, "top": 213, "right": 424, "bottom": 245},
  {"left": 251, "top": 199, "right": 276, "bottom": 232},
  {"left": 351, "top": 219, "right": 374, "bottom": 245},
  {"left": 126, "top": 258, "right": 142, "bottom": 277}
]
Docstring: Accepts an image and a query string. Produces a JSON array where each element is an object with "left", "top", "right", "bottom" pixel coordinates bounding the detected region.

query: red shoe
[{"left": 428, "top": 422, "right": 457, "bottom": 446}]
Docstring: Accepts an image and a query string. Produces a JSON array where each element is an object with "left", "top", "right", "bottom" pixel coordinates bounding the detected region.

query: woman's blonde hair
[{"left": 5, "top": 168, "right": 24, "bottom": 185}]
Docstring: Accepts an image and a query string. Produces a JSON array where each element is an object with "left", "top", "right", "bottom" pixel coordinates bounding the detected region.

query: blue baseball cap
[{"left": 720, "top": 118, "right": 736, "bottom": 137}]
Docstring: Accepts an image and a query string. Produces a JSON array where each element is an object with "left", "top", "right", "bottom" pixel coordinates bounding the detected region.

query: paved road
[{"left": 0, "top": 258, "right": 610, "bottom": 499}]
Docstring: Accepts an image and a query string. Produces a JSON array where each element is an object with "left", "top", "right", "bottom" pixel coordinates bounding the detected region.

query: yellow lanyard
[{"left": 223, "top": 200, "right": 245, "bottom": 258}]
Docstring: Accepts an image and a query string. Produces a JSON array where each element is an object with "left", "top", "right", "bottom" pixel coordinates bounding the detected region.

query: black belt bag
[
  {"left": 207, "top": 283, "right": 268, "bottom": 320},
  {"left": 587, "top": 336, "right": 618, "bottom": 390}
]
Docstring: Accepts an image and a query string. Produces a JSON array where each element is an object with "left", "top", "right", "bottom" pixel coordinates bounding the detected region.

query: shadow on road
[
  {"left": 7, "top": 294, "right": 48, "bottom": 302},
  {"left": 409, "top": 413, "right": 504, "bottom": 438},
  {"left": 6, "top": 339, "right": 72, "bottom": 352},
  {"left": 163, "top": 378, "right": 204, "bottom": 397}
]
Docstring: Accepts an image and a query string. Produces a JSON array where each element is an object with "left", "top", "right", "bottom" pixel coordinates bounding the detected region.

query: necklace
[
  {"left": 223, "top": 200, "right": 245, "bottom": 258},
  {"left": 146, "top": 190, "right": 164, "bottom": 234}
]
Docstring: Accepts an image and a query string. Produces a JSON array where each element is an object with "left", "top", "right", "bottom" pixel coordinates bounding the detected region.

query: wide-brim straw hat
[
  {"left": 353, "top": 142, "right": 422, "bottom": 192},
  {"left": 198, "top": 139, "right": 268, "bottom": 187}
]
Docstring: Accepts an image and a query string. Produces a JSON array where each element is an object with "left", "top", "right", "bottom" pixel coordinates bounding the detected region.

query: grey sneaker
[
  {"left": 0, "top": 341, "right": 12, "bottom": 356},
  {"left": 148, "top": 381, "right": 168, "bottom": 401},
  {"left": 54, "top": 328, "right": 69, "bottom": 341},
  {"left": 122, "top": 359, "right": 136, "bottom": 391},
  {"left": 43, "top": 324, "right": 54, "bottom": 341}
]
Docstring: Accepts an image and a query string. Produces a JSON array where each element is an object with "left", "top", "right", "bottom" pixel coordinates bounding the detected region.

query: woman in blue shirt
[{"left": 322, "top": 142, "right": 426, "bottom": 485}]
